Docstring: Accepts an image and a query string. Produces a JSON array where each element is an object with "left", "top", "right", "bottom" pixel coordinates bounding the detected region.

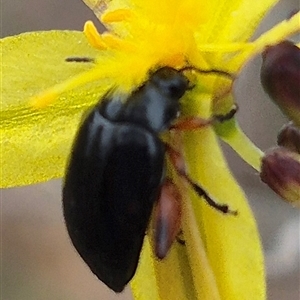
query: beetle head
[{"left": 150, "top": 67, "right": 190, "bottom": 100}]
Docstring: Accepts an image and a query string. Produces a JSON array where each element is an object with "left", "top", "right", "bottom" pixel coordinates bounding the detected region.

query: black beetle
[{"left": 62, "top": 66, "right": 236, "bottom": 293}]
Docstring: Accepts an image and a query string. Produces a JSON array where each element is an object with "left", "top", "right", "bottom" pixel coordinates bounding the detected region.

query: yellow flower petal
[
  {"left": 181, "top": 91, "right": 266, "bottom": 299},
  {"left": 186, "top": 130, "right": 266, "bottom": 299},
  {"left": 180, "top": 179, "right": 221, "bottom": 300},
  {"left": 1, "top": 31, "right": 107, "bottom": 187},
  {"left": 215, "top": 119, "right": 264, "bottom": 171},
  {"left": 130, "top": 238, "right": 160, "bottom": 300},
  {"left": 231, "top": 12, "right": 300, "bottom": 71}
]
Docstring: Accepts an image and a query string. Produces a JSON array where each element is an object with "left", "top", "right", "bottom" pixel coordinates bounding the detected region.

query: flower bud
[
  {"left": 277, "top": 122, "right": 300, "bottom": 153},
  {"left": 260, "top": 41, "right": 300, "bottom": 126},
  {"left": 260, "top": 147, "right": 300, "bottom": 206}
]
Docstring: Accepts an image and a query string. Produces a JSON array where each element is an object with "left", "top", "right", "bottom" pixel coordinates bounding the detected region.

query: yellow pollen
[
  {"left": 101, "top": 33, "right": 136, "bottom": 52},
  {"left": 83, "top": 21, "right": 108, "bottom": 50},
  {"left": 101, "top": 9, "right": 133, "bottom": 23},
  {"left": 160, "top": 54, "right": 186, "bottom": 69},
  {"left": 30, "top": 90, "right": 59, "bottom": 108}
]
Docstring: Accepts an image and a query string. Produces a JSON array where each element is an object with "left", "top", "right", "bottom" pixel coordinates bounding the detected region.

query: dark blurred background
[{"left": 1, "top": 0, "right": 299, "bottom": 299}]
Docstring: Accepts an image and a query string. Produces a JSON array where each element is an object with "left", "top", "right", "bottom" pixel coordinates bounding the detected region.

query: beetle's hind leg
[
  {"left": 184, "top": 177, "right": 237, "bottom": 215},
  {"left": 153, "top": 178, "right": 182, "bottom": 259},
  {"left": 166, "top": 144, "right": 237, "bottom": 215}
]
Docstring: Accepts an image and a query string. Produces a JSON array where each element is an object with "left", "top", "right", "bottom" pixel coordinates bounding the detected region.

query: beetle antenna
[{"left": 179, "top": 66, "right": 236, "bottom": 80}]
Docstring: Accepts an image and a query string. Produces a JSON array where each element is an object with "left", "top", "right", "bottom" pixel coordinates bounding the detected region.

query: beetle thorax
[{"left": 98, "top": 67, "right": 189, "bottom": 133}]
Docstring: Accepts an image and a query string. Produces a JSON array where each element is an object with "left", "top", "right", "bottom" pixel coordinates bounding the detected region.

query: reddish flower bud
[
  {"left": 277, "top": 122, "right": 300, "bottom": 153},
  {"left": 261, "top": 147, "right": 300, "bottom": 206},
  {"left": 260, "top": 41, "right": 300, "bottom": 126}
]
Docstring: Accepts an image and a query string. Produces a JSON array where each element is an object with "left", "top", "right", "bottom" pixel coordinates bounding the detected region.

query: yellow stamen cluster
[{"left": 30, "top": 1, "right": 300, "bottom": 111}]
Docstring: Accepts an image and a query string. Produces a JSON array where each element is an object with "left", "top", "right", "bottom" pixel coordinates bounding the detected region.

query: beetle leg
[
  {"left": 153, "top": 178, "right": 182, "bottom": 259},
  {"left": 171, "top": 105, "right": 237, "bottom": 131},
  {"left": 166, "top": 144, "right": 237, "bottom": 215}
]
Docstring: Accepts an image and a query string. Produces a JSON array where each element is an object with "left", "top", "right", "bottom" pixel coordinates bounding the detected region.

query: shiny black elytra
[{"left": 62, "top": 67, "right": 190, "bottom": 293}]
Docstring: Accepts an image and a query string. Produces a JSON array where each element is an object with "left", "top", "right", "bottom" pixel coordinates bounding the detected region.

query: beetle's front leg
[{"left": 170, "top": 105, "right": 237, "bottom": 131}]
